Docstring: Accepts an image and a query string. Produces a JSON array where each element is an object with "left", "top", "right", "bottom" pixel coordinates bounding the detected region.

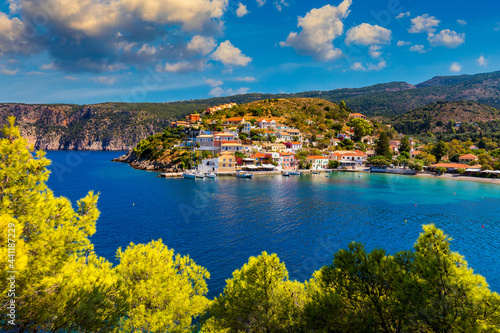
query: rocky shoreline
[{"left": 112, "top": 150, "right": 183, "bottom": 173}]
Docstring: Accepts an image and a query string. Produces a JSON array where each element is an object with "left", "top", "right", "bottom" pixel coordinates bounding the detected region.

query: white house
[
  {"left": 276, "top": 131, "right": 292, "bottom": 142},
  {"left": 197, "top": 158, "right": 218, "bottom": 173},
  {"left": 340, "top": 151, "right": 367, "bottom": 166},
  {"left": 306, "top": 156, "right": 329, "bottom": 170},
  {"left": 257, "top": 118, "right": 277, "bottom": 129},
  {"left": 221, "top": 143, "right": 244, "bottom": 153},
  {"left": 241, "top": 122, "right": 252, "bottom": 134}
]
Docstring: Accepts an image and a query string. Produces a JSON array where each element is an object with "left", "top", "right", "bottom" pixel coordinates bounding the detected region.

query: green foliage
[
  {"left": 375, "top": 132, "right": 392, "bottom": 159},
  {"left": 368, "top": 155, "right": 392, "bottom": 166},
  {"left": 304, "top": 224, "right": 500, "bottom": 332},
  {"left": 350, "top": 118, "right": 373, "bottom": 141},
  {"left": 399, "top": 135, "right": 411, "bottom": 154},
  {"left": 432, "top": 141, "right": 449, "bottom": 162},
  {"left": 115, "top": 240, "right": 209, "bottom": 332},
  {"left": 436, "top": 166, "right": 447, "bottom": 174},
  {"left": 200, "top": 252, "right": 306, "bottom": 333},
  {"left": 328, "top": 160, "right": 340, "bottom": 169}
]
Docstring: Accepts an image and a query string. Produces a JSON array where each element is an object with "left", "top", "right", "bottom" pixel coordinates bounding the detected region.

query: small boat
[
  {"left": 282, "top": 172, "right": 290, "bottom": 177},
  {"left": 236, "top": 171, "right": 253, "bottom": 178},
  {"left": 183, "top": 172, "right": 196, "bottom": 179},
  {"left": 312, "top": 171, "right": 319, "bottom": 175},
  {"left": 195, "top": 172, "right": 205, "bottom": 179},
  {"left": 289, "top": 171, "right": 300, "bottom": 175},
  {"left": 206, "top": 173, "right": 217, "bottom": 179}
]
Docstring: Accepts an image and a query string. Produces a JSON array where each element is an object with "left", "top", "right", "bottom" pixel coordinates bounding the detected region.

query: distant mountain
[
  {"left": 2, "top": 70, "right": 500, "bottom": 150},
  {"left": 166, "top": 70, "right": 500, "bottom": 117},
  {"left": 390, "top": 100, "right": 500, "bottom": 136}
]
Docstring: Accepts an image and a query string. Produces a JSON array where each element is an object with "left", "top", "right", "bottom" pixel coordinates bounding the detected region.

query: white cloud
[
  {"left": 477, "top": 55, "right": 487, "bottom": 67},
  {"left": 449, "top": 62, "right": 461, "bottom": 72},
  {"left": 158, "top": 60, "right": 206, "bottom": 73},
  {"left": 121, "top": 0, "right": 228, "bottom": 31},
  {"left": 137, "top": 44, "right": 157, "bottom": 55},
  {"left": 92, "top": 76, "right": 120, "bottom": 85},
  {"left": 212, "top": 40, "right": 252, "bottom": 66},
  {"left": 25, "top": 71, "right": 46, "bottom": 75},
  {"left": 187, "top": 35, "right": 216, "bottom": 55},
  {"left": 280, "top": 0, "right": 351, "bottom": 61},
  {"left": 236, "top": 3, "right": 248, "bottom": 17},
  {"left": 457, "top": 19, "right": 467, "bottom": 26},
  {"left": 256, "top": 0, "right": 266, "bottom": 7},
  {"left": 350, "top": 60, "right": 386, "bottom": 71},
  {"left": 0, "top": 12, "right": 35, "bottom": 54},
  {"left": 64, "top": 76, "right": 78, "bottom": 81},
  {"left": 350, "top": 62, "right": 365, "bottom": 71},
  {"left": 397, "top": 40, "right": 411, "bottom": 47},
  {"left": 345, "top": 23, "right": 391, "bottom": 46},
  {"left": 274, "top": 0, "right": 289, "bottom": 12},
  {"left": 368, "top": 45, "right": 382, "bottom": 58},
  {"left": 409, "top": 44, "right": 426, "bottom": 53},
  {"left": 409, "top": 14, "right": 440, "bottom": 34},
  {"left": 0, "top": 67, "right": 18, "bottom": 75},
  {"left": 234, "top": 76, "right": 257, "bottom": 82},
  {"left": 205, "top": 78, "right": 223, "bottom": 87},
  {"left": 209, "top": 86, "right": 249, "bottom": 96},
  {"left": 396, "top": 12, "right": 410, "bottom": 19},
  {"left": 41, "top": 63, "right": 56, "bottom": 70},
  {"left": 428, "top": 29, "right": 465, "bottom": 48},
  {"left": 368, "top": 60, "right": 386, "bottom": 71}
]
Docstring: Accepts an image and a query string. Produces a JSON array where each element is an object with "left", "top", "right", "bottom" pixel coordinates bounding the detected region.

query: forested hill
[
  {"left": 390, "top": 100, "right": 500, "bottom": 137},
  {"left": 176, "top": 70, "right": 500, "bottom": 117}
]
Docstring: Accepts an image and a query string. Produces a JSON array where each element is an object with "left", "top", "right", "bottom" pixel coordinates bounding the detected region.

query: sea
[{"left": 46, "top": 151, "right": 500, "bottom": 298}]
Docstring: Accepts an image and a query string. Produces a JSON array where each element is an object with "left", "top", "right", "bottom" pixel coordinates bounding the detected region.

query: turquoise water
[{"left": 46, "top": 151, "right": 500, "bottom": 297}]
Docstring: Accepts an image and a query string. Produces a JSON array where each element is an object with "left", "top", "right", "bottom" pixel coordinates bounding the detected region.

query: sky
[{"left": 0, "top": 0, "right": 499, "bottom": 104}]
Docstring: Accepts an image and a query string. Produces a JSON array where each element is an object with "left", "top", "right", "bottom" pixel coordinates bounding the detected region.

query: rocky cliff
[{"left": 0, "top": 103, "right": 173, "bottom": 150}]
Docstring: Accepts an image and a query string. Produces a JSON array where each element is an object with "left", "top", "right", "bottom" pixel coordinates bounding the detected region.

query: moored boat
[
  {"left": 195, "top": 172, "right": 205, "bottom": 179},
  {"left": 289, "top": 171, "right": 300, "bottom": 175},
  {"left": 183, "top": 172, "right": 196, "bottom": 179},
  {"left": 282, "top": 172, "right": 290, "bottom": 177},
  {"left": 236, "top": 171, "right": 253, "bottom": 178},
  {"left": 206, "top": 173, "right": 217, "bottom": 178}
]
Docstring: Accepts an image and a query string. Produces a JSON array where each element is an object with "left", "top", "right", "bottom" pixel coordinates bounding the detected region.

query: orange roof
[
  {"left": 227, "top": 117, "right": 243, "bottom": 122},
  {"left": 411, "top": 150, "right": 422, "bottom": 155},
  {"left": 257, "top": 118, "right": 274, "bottom": 122},
  {"left": 459, "top": 154, "right": 477, "bottom": 159},
  {"left": 280, "top": 152, "right": 295, "bottom": 156},
  {"left": 281, "top": 132, "right": 290, "bottom": 135},
  {"left": 342, "top": 152, "right": 366, "bottom": 157},
  {"left": 214, "top": 133, "right": 235, "bottom": 137},
  {"left": 350, "top": 113, "right": 366, "bottom": 117},
  {"left": 430, "top": 163, "right": 469, "bottom": 169},
  {"left": 251, "top": 153, "right": 267, "bottom": 158},
  {"left": 307, "top": 155, "right": 327, "bottom": 160},
  {"left": 221, "top": 143, "right": 242, "bottom": 146},
  {"left": 290, "top": 141, "right": 301, "bottom": 145}
]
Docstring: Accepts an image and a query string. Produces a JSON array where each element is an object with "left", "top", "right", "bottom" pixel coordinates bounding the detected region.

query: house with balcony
[
  {"left": 280, "top": 152, "right": 297, "bottom": 170},
  {"left": 257, "top": 118, "right": 277, "bottom": 129},
  {"left": 221, "top": 143, "right": 244, "bottom": 153},
  {"left": 218, "top": 152, "right": 236, "bottom": 173},
  {"left": 306, "top": 156, "right": 329, "bottom": 170}
]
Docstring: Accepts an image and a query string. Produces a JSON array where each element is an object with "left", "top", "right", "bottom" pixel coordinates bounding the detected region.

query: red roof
[
  {"left": 307, "top": 155, "right": 327, "bottom": 160},
  {"left": 459, "top": 154, "right": 477, "bottom": 160},
  {"left": 430, "top": 163, "right": 469, "bottom": 169}
]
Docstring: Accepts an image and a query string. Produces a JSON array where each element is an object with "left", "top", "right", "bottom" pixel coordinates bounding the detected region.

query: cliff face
[{"left": 0, "top": 103, "right": 171, "bottom": 150}]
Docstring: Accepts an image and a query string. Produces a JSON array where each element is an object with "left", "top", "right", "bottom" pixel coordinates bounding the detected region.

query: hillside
[
  {"left": 206, "top": 98, "right": 349, "bottom": 135},
  {"left": 390, "top": 100, "right": 500, "bottom": 136},
  {"left": 0, "top": 103, "right": 195, "bottom": 150}
]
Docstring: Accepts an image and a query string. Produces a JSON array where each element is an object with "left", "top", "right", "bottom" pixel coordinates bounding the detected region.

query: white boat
[
  {"left": 289, "top": 171, "right": 300, "bottom": 175},
  {"left": 195, "top": 172, "right": 205, "bottom": 179},
  {"left": 206, "top": 173, "right": 217, "bottom": 178},
  {"left": 282, "top": 172, "right": 290, "bottom": 177},
  {"left": 236, "top": 171, "right": 253, "bottom": 178},
  {"left": 183, "top": 172, "right": 196, "bottom": 179}
]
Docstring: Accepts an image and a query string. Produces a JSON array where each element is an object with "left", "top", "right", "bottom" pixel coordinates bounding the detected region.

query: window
[{"left": 223, "top": 164, "right": 226, "bottom": 167}]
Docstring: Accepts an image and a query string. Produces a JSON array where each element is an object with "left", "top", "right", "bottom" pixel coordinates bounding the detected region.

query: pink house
[{"left": 280, "top": 152, "right": 297, "bottom": 170}]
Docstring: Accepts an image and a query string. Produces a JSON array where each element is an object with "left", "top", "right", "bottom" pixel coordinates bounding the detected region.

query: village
[{"left": 164, "top": 102, "right": 492, "bottom": 179}]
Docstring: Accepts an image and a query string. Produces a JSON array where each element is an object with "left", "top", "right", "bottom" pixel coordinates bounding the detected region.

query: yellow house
[
  {"left": 264, "top": 143, "right": 287, "bottom": 152},
  {"left": 218, "top": 152, "right": 236, "bottom": 172}
]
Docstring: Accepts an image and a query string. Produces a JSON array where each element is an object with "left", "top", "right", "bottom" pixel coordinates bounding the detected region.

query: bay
[{"left": 46, "top": 151, "right": 500, "bottom": 297}]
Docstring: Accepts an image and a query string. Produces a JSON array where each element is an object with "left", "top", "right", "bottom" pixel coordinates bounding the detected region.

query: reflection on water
[{"left": 46, "top": 152, "right": 500, "bottom": 298}]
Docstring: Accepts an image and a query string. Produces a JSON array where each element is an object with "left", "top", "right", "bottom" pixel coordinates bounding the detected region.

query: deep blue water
[{"left": 46, "top": 151, "right": 500, "bottom": 297}]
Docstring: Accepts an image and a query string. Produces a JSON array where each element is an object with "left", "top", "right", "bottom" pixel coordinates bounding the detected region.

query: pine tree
[
  {"left": 400, "top": 135, "right": 411, "bottom": 154},
  {"left": 376, "top": 131, "right": 392, "bottom": 159}
]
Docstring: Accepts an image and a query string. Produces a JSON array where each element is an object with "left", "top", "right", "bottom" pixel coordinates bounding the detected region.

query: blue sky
[{"left": 0, "top": 0, "right": 499, "bottom": 104}]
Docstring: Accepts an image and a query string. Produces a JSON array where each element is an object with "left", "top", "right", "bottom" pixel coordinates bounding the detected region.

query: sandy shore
[{"left": 414, "top": 172, "right": 500, "bottom": 185}]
